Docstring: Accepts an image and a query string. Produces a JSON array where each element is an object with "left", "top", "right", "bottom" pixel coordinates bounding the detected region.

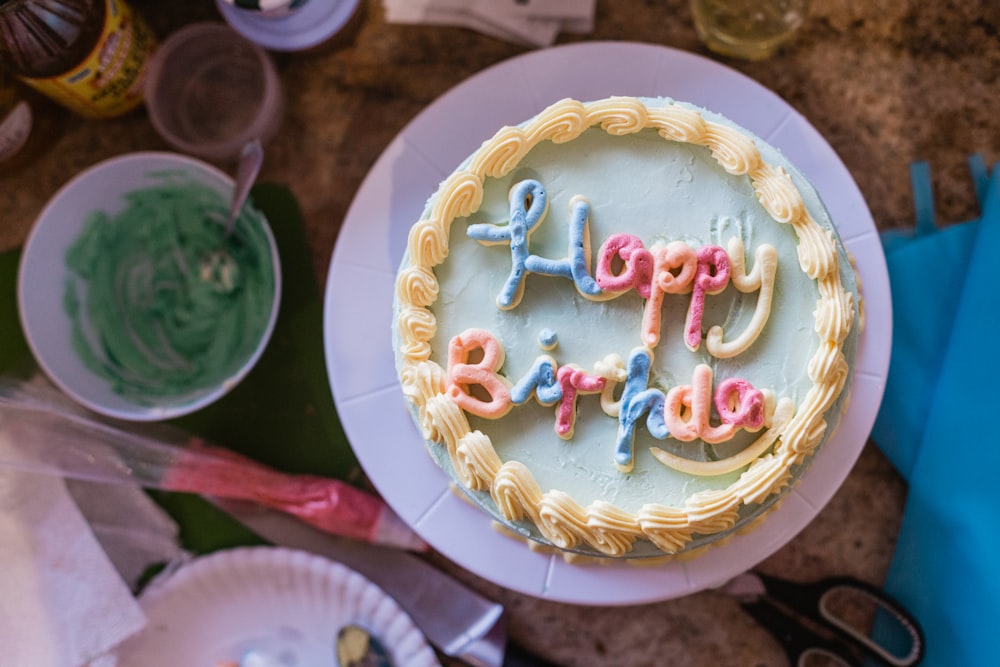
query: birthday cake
[{"left": 393, "top": 96, "right": 860, "bottom": 559}]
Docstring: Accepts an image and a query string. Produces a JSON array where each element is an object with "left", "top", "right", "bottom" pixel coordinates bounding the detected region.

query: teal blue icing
[{"left": 63, "top": 174, "right": 276, "bottom": 405}]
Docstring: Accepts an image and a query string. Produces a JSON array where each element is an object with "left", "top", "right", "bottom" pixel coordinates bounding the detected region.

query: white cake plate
[{"left": 323, "top": 42, "right": 891, "bottom": 606}]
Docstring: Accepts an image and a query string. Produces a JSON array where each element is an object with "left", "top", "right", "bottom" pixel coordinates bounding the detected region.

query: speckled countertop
[{"left": 3, "top": 1, "right": 998, "bottom": 665}]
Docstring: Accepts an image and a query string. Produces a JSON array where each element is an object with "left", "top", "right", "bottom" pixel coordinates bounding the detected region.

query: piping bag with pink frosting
[
  {"left": 160, "top": 441, "right": 426, "bottom": 550},
  {"left": 0, "top": 377, "right": 427, "bottom": 552}
]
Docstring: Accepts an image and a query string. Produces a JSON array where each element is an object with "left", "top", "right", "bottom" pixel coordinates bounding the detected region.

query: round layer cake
[{"left": 393, "top": 96, "right": 860, "bottom": 559}]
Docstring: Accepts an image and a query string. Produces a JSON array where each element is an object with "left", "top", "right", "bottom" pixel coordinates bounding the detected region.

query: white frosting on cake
[{"left": 394, "top": 97, "right": 859, "bottom": 558}]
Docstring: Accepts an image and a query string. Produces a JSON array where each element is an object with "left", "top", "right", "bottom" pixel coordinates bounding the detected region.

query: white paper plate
[
  {"left": 323, "top": 42, "right": 891, "bottom": 605},
  {"left": 115, "top": 547, "right": 440, "bottom": 667}
]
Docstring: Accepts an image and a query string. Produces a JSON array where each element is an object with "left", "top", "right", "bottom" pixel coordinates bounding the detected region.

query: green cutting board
[{"left": 0, "top": 183, "right": 361, "bottom": 553}]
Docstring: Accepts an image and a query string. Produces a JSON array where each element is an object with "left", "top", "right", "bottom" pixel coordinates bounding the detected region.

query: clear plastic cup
[
  {"left": 144, "top": 22, "right": 285, "bottom": 162},
  {"left": 689, "top": 0, "right": 809, "bottom": 61}
]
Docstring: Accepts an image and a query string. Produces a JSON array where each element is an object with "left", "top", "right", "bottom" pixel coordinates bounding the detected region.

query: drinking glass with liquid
[{"left": 689, "top": 0, "right": 809, "bottom": 61}]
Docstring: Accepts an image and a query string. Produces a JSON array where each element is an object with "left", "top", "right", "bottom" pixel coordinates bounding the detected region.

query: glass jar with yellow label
[{"left": 0, "top": 0, "right": 156, "bottom": 119}]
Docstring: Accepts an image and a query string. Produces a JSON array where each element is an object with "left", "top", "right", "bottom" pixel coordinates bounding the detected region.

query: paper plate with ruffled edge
[{"left": 114, "top": 546, "right": 440, "bottom": 667}]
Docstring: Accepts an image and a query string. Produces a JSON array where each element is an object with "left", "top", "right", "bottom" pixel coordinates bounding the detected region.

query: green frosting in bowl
[{"left": 63, "top": 174, "right": 278, "bottom": 405}]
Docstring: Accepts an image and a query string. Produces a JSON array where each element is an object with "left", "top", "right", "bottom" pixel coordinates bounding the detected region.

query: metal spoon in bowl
[
  {"left": 200, "top": 138, "right": 265, "bottom": 294},
  {"left": 225, "top": 138, "right": 264, "bottom": 236}
]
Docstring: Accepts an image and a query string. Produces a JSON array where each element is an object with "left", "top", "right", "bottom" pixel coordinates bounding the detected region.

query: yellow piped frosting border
[{"left": 395, "top": 97, "right": 857, "bottom": 558}]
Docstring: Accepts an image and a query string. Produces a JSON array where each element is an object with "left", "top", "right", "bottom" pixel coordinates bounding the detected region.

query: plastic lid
[{"left": 215, "top": 0, "right": 361, "bottom": 52}]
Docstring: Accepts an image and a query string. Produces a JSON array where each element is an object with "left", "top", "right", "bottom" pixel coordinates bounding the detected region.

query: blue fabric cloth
[{"left": 871, "top": 157, "right": 1000, "bottom": 665}]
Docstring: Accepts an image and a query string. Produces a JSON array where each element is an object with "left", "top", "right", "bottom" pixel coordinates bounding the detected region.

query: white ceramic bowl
[{"left": 18, "top": 152, "right": 282, "bottom": 421}]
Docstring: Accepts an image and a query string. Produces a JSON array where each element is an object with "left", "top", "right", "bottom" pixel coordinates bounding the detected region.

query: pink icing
[
  {"left": 664, "top": 364, "right": 734, "bottom": 443},
  {"left": 661, "top": 365, "right": 769, "bottom": 444},
  {"left": 554, "top": 365, "right": 606, "bottom": 437},
  {"left": 714, "top": 377, "right": 766, "bottom": 430},
  {"left": 162, "top": 442, "right": 412, "bottom": 546},
  {"left": 595, "top": 233, "right": 654, "bottom": 298},
  {"left": 685, "top": 245, "right": 731, "bottom": 350},
  {"left": 641, "top": 241, "right": 698, "bottom": 346},
  {"left": 446, "top": 329, "right": 513, "bottom": 418}
]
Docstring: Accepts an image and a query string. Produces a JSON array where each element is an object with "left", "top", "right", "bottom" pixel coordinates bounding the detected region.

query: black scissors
[{"left": 721, "top": 571, "right": 924, "bottom": 666}]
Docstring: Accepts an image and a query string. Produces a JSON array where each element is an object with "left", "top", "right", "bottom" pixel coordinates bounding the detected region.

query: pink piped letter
[
  {"left": 685, "top": 245, "right": 731, "bottom": 351},
  {"left": 446, "top": 329, "right": 513, "bottom": 418},
  {"left": 596, "top": 233, "right": 654, "bottom": 298}
]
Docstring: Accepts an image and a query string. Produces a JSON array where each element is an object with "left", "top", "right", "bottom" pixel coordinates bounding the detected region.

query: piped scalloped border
[{"left": 394, "top": 97, "right": 856, "bottom": 558}]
